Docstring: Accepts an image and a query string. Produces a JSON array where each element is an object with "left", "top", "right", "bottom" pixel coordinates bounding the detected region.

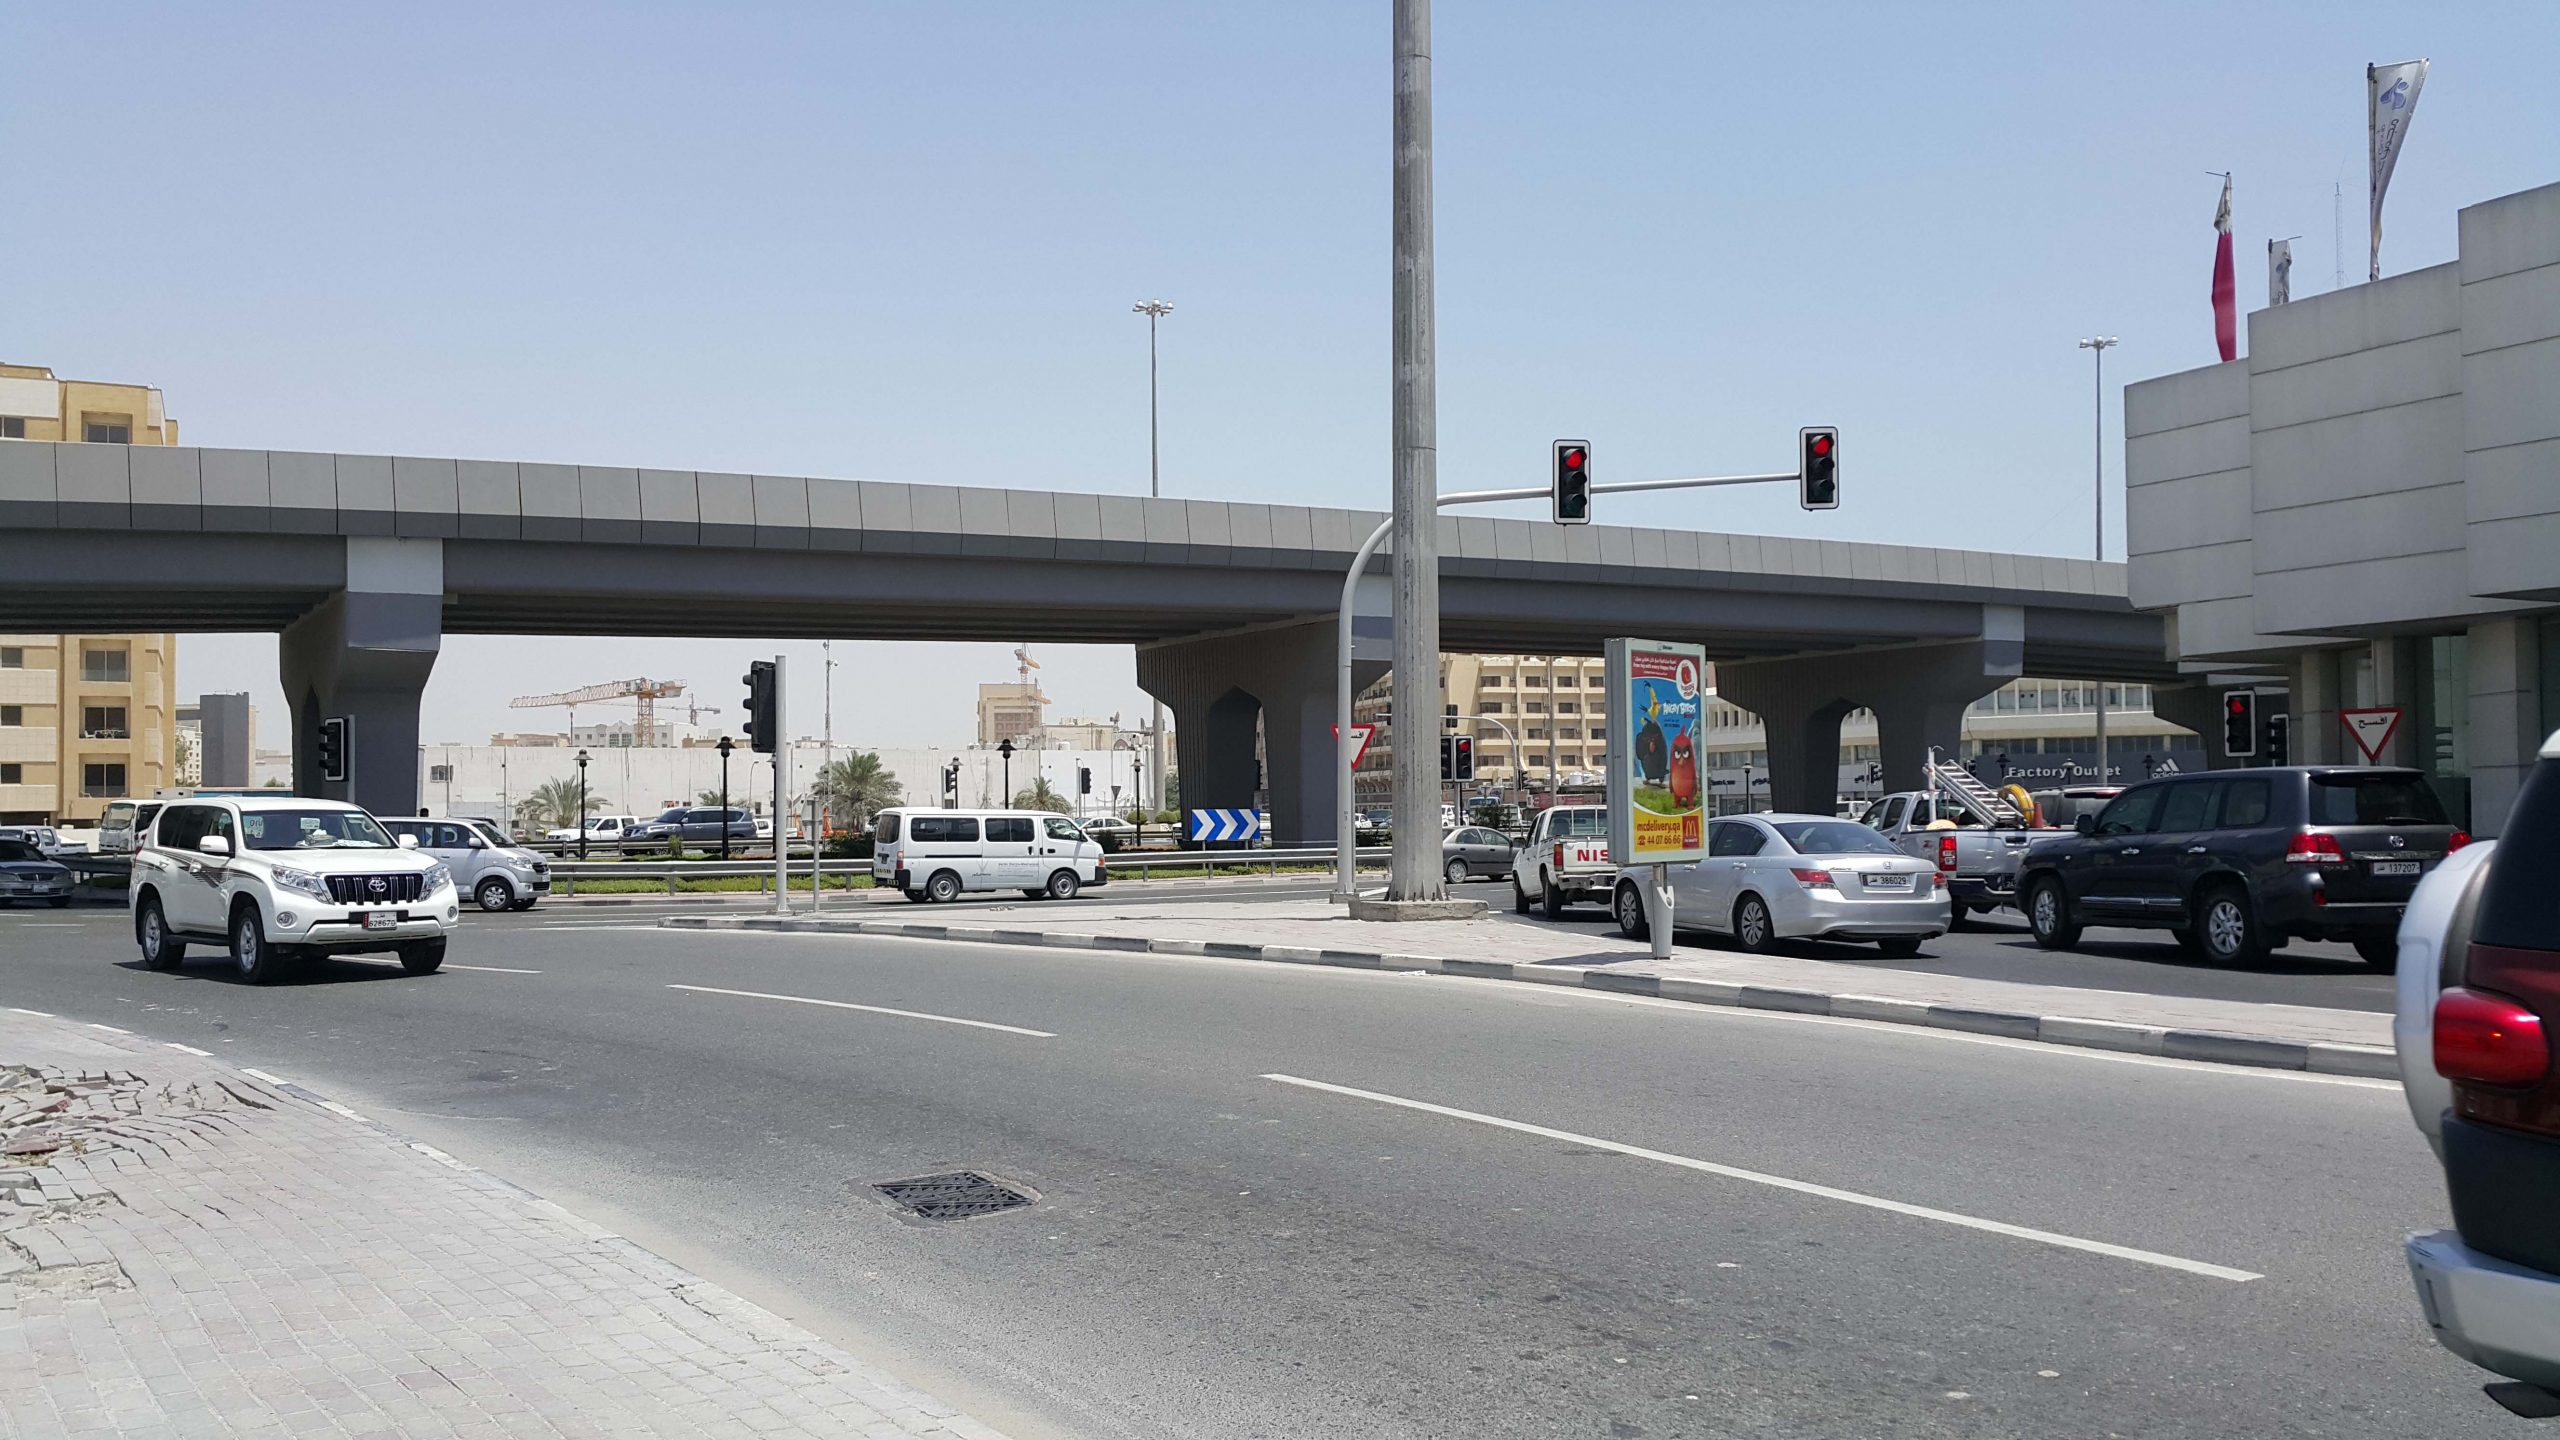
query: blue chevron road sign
[{"left": 1187, "top": 808, "right": 1263, "bottom": 843}]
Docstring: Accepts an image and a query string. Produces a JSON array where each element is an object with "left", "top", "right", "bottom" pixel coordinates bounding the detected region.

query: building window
[
  {"left": 0, "top": 706, "right": 18, "bottom": 727},
  {"left": 1483, "top": 674, "right": 1506, "bottom": 687},
  {"left": 1524, "top": 675, "right": 1545, "bottom": 688},
  {"left": 81, "top": 648, "right": 129, "bottom": 683},
  {"left": 81, "top": 705, "right": 128, "bottom": 740},
  {"left": 1525, "top": 701, "right": 1546, "bottom": 714},
  {"left": 1480, "top": 700, "right": 1503, "bottom": 714},
  {"left": 0, "top": 418, "right": 23, "bottom": 439},
  {"left": 1526, "top": 728, "right": 1545, "bottom": 740},
  {"left": 83, "top": 417, "right": 132, "bottom": 444},
  {"left": 0, "top": 647, "right": 19, "bottom": 668},
  {"left": 0, "top": 764, "right": 18, "bottom": 785},
  {"left": 1558, "top": 728, "right": 1579, "bottom": 740},
  {"left": 1555, "top": 702, "right": 1578, "bottom": 715},
  {"left": 82, "top": 762, "right": 127, "bottom": 797}
]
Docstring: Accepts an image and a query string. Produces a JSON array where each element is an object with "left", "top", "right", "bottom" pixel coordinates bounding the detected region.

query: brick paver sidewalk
[{"left": 0, "top": 1012, "right": 1014, "bottom": 1440}]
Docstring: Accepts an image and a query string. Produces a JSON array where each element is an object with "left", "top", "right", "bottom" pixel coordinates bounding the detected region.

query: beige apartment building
[
  {"left": 0, "top": 364, "right": 184, "bottom": 822},
  {"left": 1353, "top": 654, "right": 1612, "bottom": 808}
]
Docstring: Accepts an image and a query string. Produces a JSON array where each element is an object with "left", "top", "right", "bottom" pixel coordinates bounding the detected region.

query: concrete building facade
[{"left": 2126, "top": 179, "right": 2560, "bottom": 834}]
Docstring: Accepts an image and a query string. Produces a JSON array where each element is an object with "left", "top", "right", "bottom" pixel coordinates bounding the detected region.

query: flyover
[{"left": 0, "top": 441, "right": 2174, "bottom": 836}]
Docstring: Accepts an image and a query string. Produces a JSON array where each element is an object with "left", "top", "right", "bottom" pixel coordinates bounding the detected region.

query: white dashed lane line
[{"left": 665, "top": 983, "right": 1057, "bottom": 1038}]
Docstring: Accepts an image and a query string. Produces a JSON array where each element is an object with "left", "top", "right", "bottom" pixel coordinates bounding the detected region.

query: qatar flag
[{"left": 2211, "top": 176, "right": 2236, "bottom": 362}]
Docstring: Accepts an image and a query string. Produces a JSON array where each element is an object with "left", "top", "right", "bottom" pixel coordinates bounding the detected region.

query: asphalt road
[{"left": 0, "top": 907, "right": 2489, "bottom": 1439}]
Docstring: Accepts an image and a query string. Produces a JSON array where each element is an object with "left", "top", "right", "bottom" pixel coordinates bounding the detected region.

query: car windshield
[
  {"left": 652, "top": 809, "right": 688, "bottom": 823},
  {"left": 0, "top": 841, "right": 45, "bottom": 863},
  {"left": 1548, "top": 809, "right": 1608, "bottom": 837},
  {"left": 1771, "top": 820, "right": 1901, "bottom": 856},
  {"left": 466, "top": 822, "right": 511, "bottom": 847},
  {"left": 2309, "top": 773, "right": 2449, "bottom": 826},
  {"left": 240, "top": 808, "right": 396, "bottom": 851}
]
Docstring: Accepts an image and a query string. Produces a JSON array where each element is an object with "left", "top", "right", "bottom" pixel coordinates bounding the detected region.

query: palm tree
[
  {"left": 697, "top": 787, "right": 731, "bottom": 808},
  {"left": 812, "top": 751, "right": 903, "bottom": 829},
  {"left": 1012, "top": 777, "right": 1071, "bottom": 814},
  {"left": 516, "top": 777, "right": 604, "bottom": 832}
]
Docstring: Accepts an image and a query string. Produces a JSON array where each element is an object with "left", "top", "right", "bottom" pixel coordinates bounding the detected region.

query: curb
[{"left": 660, "top": 915, "right": 2400, "bottom": 1081}]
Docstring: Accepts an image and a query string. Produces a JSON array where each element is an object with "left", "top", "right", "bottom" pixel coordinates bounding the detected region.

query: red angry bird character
[{"left": 1667, "top": 726, "right": 1699, "bottom": 806}]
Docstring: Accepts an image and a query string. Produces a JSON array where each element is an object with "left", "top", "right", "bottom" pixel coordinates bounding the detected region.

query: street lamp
[
  {"left": 574, "top": 748, "right": 591, "bottom": 860},
  {"left": 716, "top": 735, "right": 734, "bottom": 860},
  {"left": 2079, "top": 336, "right": 2118, "bottom": 781},
  {"left": 1135, "top": 298, "right": 1174, "bottom": 820},
  {"left": 998, "top": 736, "right": 1016, "bottom": 807}
]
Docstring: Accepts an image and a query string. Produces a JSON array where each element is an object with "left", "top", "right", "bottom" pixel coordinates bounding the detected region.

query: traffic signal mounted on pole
[
  {"left": 2262, "top": 712, "right": 2289, "bottom": 766},
  {"left": 1440, "top": 734, "right": 1474, "bottom": 782},
  {"left": 1799, "top": 427, "right": 1839, "bottom": 511},
  {"left": 315, "top": 716, "right": 349, "bottom": 784},
  {"left": 741, "top": 661, "right": 779, "bottom": 754},
  {"left": 2222, "top": 690, "right": 2257, "bottom": 759},
  {"left": 1077, "top": 765, "right": 1093, "bottom": 796},
  {"left": 1551, "top": 440, "right": 1592, "bottom": 525}
]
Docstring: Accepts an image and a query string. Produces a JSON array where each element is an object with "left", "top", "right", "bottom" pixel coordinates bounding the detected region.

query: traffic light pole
[{"left": 770, "top": 655, "right": 789, "bottom": 915}]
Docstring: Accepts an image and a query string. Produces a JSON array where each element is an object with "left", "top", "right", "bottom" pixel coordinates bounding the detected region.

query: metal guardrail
[{"left": 543, "top": 846, "right": 1395, "bottom": 897}]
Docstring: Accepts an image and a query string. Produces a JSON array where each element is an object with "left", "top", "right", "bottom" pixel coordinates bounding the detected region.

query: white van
[{"left": 871, "top": 808, "right": 1109, "bottom": 903}]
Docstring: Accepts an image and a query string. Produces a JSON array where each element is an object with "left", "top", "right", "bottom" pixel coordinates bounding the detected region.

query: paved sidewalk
[
  {"left": 0, "top": 1011, "right": 1015, "bottom": 1440},
  {"left": 669, "top": 896, "right": 2396, "bottom": 1078}
]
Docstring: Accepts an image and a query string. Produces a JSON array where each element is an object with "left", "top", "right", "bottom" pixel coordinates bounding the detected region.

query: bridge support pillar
[
  {"left": 279, "top": 539, "right": 443, "bottom": 818},
  {"left": 1138, "top": 620, "right": 1385, "bottom": 846},
  {"left": 1717, "top": 628, "right": 2021, "bottom": 813}
]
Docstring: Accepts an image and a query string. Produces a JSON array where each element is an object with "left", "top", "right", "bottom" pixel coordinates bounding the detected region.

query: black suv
[{"left": 2017, "top": 766, "right": 2467, "bottom": 968}]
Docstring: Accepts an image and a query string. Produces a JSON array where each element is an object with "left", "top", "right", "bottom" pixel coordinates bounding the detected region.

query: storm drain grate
[{"left": 872, "top": 1171, "right": 1035, "bottom": 1221}]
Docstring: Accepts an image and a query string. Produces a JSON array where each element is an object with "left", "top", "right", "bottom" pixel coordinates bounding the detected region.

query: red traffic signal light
[
  {"left": 1551, "top": 439, "right": 1592, "bottom": 525},
  {"left": 1799, "top": 427, "right": 1839, "bottom": 511}
]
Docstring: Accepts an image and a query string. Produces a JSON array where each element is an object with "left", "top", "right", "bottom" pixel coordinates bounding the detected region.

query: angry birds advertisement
[{"left": 1607, "top": 638, "right": 1707, "bottom": 864}]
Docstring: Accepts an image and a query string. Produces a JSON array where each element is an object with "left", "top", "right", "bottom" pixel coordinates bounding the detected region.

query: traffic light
[
  {"left": 1077, "top": 765, "right": 1093, "bottom": 795},
  {"left": 2222, "top": 690, "right": 2257, "bottom": 759},
  {"left": 741, "top": 661, "right": 778, "bottom": 754},
  {"left": 315, "top": 716, "right": 349, "bottom": 784},
  {"left": 1440, "top": 735, "right": 1474, "bottom": 782},
  {"left": 2263, "top": 712, "right": 2289, "bottom": 766},
  {"left": 1551, "top": 440, "right": 1592, "bottom": 525},
  {"left": 1799, "top": 427, "right": 1839, "bottom": 510}
]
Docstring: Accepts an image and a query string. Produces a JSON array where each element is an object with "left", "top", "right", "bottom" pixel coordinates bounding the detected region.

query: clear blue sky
[{"left": 9, "top": 2, "right": 2554, "bottom": 748}]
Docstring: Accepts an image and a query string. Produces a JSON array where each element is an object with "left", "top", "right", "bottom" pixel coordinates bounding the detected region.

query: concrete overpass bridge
[{"left": 0, "top": 441, "right": 2174, "bottom": 837}]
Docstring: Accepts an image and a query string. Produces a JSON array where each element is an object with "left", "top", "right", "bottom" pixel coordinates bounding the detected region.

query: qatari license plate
[
  {"left": 2370, "top": 860, "right": 2420, "bottom": 878},
  {"left": 361, "top": 911, "right": 399, "bottom": 931},
  {"left": 1861, "top": 873, "right": 1913, "bottom": 891}
]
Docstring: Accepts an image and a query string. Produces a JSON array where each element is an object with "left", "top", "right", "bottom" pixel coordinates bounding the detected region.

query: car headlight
[
  {"left": 272, "top": 866, "right": 331, "bottom": 900},
  {"left": 423, "top": 863, "right": 453, "bottom": 893}
]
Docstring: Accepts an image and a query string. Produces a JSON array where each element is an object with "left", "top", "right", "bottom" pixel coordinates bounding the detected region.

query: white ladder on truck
[{"left": 1926, "top": 748, "right": 2026, "bottom": 827}]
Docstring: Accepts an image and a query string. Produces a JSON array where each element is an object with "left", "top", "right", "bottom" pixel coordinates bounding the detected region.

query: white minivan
[{"left": 871, "top": 808, "right": 1109, "bottom": 903}]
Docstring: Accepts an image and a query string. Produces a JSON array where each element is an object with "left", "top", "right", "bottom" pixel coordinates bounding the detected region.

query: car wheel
[
  {"left": 1021, "top": 888, "right": 1048, "bottom": 899},
  {"left": 137, "top": 895, "right": 184, "bottom": 971},
  {"left": 1876, "top": 937, "right": 1924, "bottom": 959},
  {"left": 2196, "top": 886, "right": 2265, "bottom": 966},
  {"left": 2352, "top": 932, "right": 2399, "bottom": 973},
  {"left": 1731, "top": 894, "right": 1779, "bottom": 954},
  {"left": 1613, "top": 881, "right": 1649, "bottom": 941},
  {"left": 510, "top": 898, "right": 539, "bottom": 912},
  {"left": 1445, "top": 858, "right": 1470, "bottom": 886},
  {"left": 230, "top": 904, "right": 284, "bottom": 985},
  {"left": 2170, "top": 925, "right": 2204, "bottom": 955},
  {"left": 2026, "top": 878, "right": 2081, "bottom": 950},
  {"left": 1512, "top": 876, "right": 1531, "bottom": 915},
  {"left": 1541, "top": 872, "right": 1568, "bottom": 919},
  {"left": 473, "top": 877, "right": 514, "bottom": 913},
  {"left": 925, "top": 870, "right": 963, "bottom": 904},
  {"left": 1046, "top": 869, "right": 1080, "bottom": 901},
  {"left": 399, "top": 938, "right": 446, "bottom": 975},
  {"left": 1947, "top": 903, "right": 1975, "bottom": 931}
]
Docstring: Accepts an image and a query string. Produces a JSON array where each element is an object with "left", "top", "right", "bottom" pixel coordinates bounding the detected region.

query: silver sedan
[{"left": 1613, "top": 812, "right": 1948, "bottom": 957}]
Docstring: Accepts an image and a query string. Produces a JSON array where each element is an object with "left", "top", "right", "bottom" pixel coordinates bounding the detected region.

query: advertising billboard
[{"left": 1605, "top": 637, "right": 1707, "bottom": 866}]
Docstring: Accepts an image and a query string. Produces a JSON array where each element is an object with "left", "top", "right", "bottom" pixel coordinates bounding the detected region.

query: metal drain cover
[{"left": 873, "top": 1170, "right": 1035, "bottom": 1221}]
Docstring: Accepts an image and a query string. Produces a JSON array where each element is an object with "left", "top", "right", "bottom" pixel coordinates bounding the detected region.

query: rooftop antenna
[{"left": 2333, "top": 164, "right": 2347, "bottom": 291}]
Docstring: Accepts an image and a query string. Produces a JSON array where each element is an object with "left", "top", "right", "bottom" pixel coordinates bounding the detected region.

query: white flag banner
[
  {"left": 2368, "top": 59, "right": 2429, "bottom": 281},
  {"left": 2268, "top": 238, "right": 2292, "bottom": 305}
]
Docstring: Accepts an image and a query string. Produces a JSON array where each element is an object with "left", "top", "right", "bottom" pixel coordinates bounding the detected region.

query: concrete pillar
[
  {"left": 2369, "top": 639, "right": 2416, "bottom": 769},
  {"left": 2289, "top": 651, "right": 2342, "bottom": 765},
  {"left": 278, "top": 539, "right": 443, "bottom": 817},
  {"left": 2467, "top": 616, "right": 2543, "bottom": 837},
  {"left": 1716, "top": 627, "right": 2019, "bottom": 813},
  {"left": 1138, "top": 619, "right": 1384, "bottom": 845}
]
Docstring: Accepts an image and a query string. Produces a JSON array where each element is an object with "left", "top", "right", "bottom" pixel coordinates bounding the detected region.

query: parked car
[
  {"left": 869, "top": 807, "right": 1108, "bottom": 902},
  {"left": 97, "top": 800, "right": 163, "bottom": 854},
  {"left": 625, "top": 806, "right": 755, "bottom": 846},
  {"left": 1440, "top": 826, "right": 1516, "bottom": 884},
  {"left": 546, "top": 813, "right": 638, "bottom": 846},
  {"left": 2016, "top": 766, "right": 2465, "bottom": 968},
  {"left": 1511, "top": 805, "right": 1614, "bottom": 917},
  {"left": 129, "top": 796, "right": 456, "bottom": 982},
  {"left": 382, "top": 817, "right": 551, "bottom": 912},
  {"left": 1615, "top": 813, "right": 1946, "bottom": 956},
  {"left": 0, "top": 825, "right": 86, "bottom": 858},
  {"left": 1861, "top": 787, "right": 2036, "bottom": 925},
  {"left": 0, "top": 838, "right": 74, "bottom": 907},
  {"left": 1357, "top": 810, "right": 1393, "bottom": 839},
  {"left": 1078, "top": 816, "right": 1139, "bottom": 839},
  {"left": 2397, "top": 727, "right": 2560, "bottom": 1414}
]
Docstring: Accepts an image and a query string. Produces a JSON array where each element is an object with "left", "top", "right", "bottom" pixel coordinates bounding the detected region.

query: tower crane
[{"left": 510, "top": 677, "right": 691, "bottom": 748}]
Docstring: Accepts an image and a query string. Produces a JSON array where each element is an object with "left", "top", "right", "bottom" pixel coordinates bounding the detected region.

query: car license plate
[
  {"left": 362, "top": 912, "right": 397, "bottom": 931},
  {"left": 2370, "top": 860, "right": 2420, "bottom": 878},
  {"left": 1862, "top": 873, "right": 1912, "bottom": 890}
]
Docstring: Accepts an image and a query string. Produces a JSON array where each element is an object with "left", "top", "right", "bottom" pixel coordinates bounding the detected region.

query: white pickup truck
[
  {"left": 1511, "top": 805, "right": 1615, "bottom": 918},
  {"left": 1861, "top": 788, "right": 2037, "bottom": 926}
]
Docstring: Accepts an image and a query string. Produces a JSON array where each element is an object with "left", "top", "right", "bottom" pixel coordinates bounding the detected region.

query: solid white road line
[
  {"left": 165, "top": 1043, "right": 213, "bottom": 1056},
  {"left": 665, "top": 983, "right": 1056, "bottom": 1038},
  {"left": 1261, "top": 1072, "right": 2263, "bottom": 1283},
  {"left": 240, "top": 1068, "right": 289, "bottom": 1086},
  {"left": 445, "top": 963, "right": 544, "bottom": 974},
  {"left": 84, "top": 1023, "right": 130, "bottom": 1034},
  {"left": 314, "top": 1099, "right": 371, "bottom": 1123},
  {"left": 6, "top": 1008, "right": 54, "bottom": 1018}
]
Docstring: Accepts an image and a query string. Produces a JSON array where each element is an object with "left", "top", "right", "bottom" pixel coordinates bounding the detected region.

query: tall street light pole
[
  {"left": 2080, "top": 336, "right": 2118, "bottom": 782},
  {"left": 1387, "top": 0, "right": 1443, "bottom": 902},
  {"left": 1135, "top": 299, "right": 1174, "bottom": 823}
]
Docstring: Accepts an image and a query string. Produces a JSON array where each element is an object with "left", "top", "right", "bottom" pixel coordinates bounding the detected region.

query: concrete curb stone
[{"left": 658, "top": 914, "right": 2402, "bottom": 1081}]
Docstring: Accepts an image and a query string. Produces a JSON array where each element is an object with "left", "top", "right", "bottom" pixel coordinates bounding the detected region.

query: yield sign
[
  {"left": 2341, "top": 707, "right": 2402, "bottom": 762},
  {"left": 1332, "top": 722, "right": 1377, "bottom": 767}
]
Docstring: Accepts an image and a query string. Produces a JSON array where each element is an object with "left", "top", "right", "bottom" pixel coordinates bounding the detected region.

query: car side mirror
[
  {"left": 197, "top": 835, "right": 231, "bottom": 857},
  {"left": 468, "top": 837, "right": 486, "bottom": 849},
  {"left": 2075, "top": 814, "right": 2097, "bottom": 835},
  {"left": 397, "top": 834, "right": 421, "bottom": 849}
]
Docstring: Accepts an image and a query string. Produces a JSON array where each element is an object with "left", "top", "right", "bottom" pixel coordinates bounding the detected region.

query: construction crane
[{"left": 510, "top": 677, "right": 690, "bottom": 748}]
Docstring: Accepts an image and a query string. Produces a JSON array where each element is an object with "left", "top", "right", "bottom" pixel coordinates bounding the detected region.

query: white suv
[{"left": 130, "top": 796, "right": 458, "bottom": 983}]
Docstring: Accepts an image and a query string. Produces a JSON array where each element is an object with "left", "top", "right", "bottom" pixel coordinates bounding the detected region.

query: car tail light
[
  {"left": 1936, "top": 834, "right": 1958, "bottom": 872},
  {"left": 2448, "top": 830, "right": 2471, "bottom": 852},
  {"left": 2436, "top": 988, "right": 2549, "bottom": 1088},
  {"left": 2284, "top": 831, "right": 2348, "bottom": 866},
  {"left": 1788, "top": 867, "right": 1834, "bottom": 888},
  {"left": 1553, "top": 843, "right": 1566, "bottom": 872}
]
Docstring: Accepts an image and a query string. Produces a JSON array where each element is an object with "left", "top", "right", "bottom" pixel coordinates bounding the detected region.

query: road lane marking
[
  {"left": 1261, "top": 1072, "right": 2263, "bottom": 1283},
  {"left": 85, "top": 1023, "right": 131, "bottom": 1034},
  {"left": 165, "top": 1043, "right": 213, "bottom": 1056},
  {"left": 241, "top": 1068, "right": 289, "bottom": 1086},
  {"left": 446, "top": 963, "right": 543, "bottom": 973},
  {"left": 15, "top": 922, "right": 83, "bottom": 927},
  {"left": 7, "top": 1008, "right": 54, "bottom": 1018},
  {"left": 314, "top": 1099, "right": 371, "bottom": 1123},
  {"left": 665, "top": 983, "right": 1055, "bottom": 1038}
]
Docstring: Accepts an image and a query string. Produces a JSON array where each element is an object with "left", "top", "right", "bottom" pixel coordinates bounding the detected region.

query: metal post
[
  {"left": 2080, "top": 336, "right": 2117, "bottom": 784},
  {"left": 770, "top": 655, "right": 789, "bottom": 916},
  {"left": 1388, "top": 0, "right": 1441, "bottom": 902},
  {"left": 718, "top": 736, "right": 733, "bottom": 861},
  {"left": 809, "top": 790, "right": 822, "bottom": 912},
  {"left": 1137, "top": 299, "right": 1174, "bottom": 820},
  {"left": 1646, "top": 862, "right": 1673, "bottom": 962},
  {"left": 1334, "top": 517, "right": 1394, "bottom": 900},
  {"left": 575, "top": 750, "right": 589, "bottom": 860}
]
